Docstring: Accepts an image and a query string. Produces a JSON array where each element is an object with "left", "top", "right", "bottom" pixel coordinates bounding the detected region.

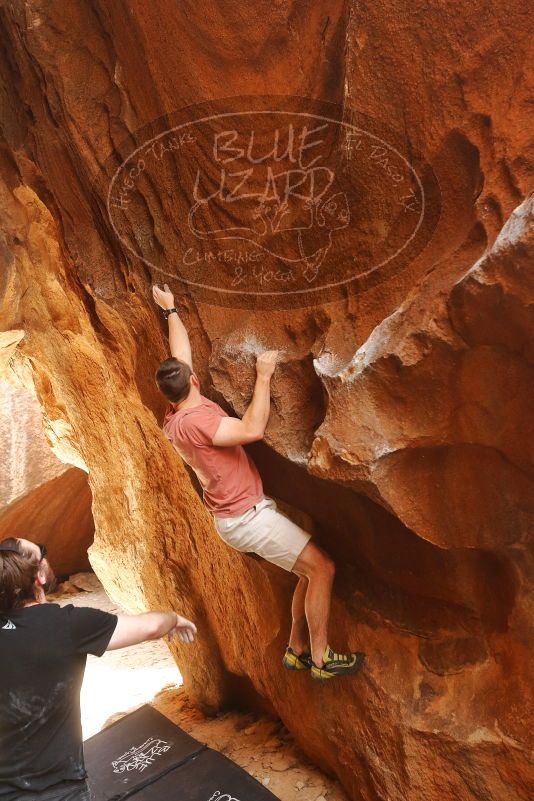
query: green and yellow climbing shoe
[
  {"left": 282, "top": 646, "right": 313, "bottom": 671},
  {"left": 311, "top": 645, "right": 365, "bottom": 682}
]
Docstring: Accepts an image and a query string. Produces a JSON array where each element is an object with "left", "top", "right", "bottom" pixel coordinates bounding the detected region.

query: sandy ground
[{"left": 53, "top": 574, "right": 348, "bottom": 801}]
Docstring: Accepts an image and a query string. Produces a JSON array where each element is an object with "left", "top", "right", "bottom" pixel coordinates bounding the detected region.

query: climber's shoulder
[
  {"left": 197, "top": 396, "right": 227, "bottom": 416},
  {"left": 164, "top": 397, "right": 227, "bottom": 447}
]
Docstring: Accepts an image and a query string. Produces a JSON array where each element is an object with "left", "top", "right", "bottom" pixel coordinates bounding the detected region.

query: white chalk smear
[
  {"left": 313, "top": 351, "right": 348, "bottom": 378},
  {"left": 285, "top": 448, "right": 309, "bottom": 466},
  {"left": 223, "top": 333, "right": 287, "bottom": 361}
]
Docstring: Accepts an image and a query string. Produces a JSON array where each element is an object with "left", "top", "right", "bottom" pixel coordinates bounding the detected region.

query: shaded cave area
[{"left": 248, "top": 442, "right": 516, "bottom": 665}]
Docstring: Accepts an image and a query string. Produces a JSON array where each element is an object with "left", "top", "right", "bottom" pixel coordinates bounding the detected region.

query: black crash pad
[{"left": 84, "top": 704, "right": 280, "bottom": 801}]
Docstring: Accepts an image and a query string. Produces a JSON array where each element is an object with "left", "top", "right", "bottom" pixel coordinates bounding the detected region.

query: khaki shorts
[{"left": 214, "top": 497, "right": 311, "bottom": 572}]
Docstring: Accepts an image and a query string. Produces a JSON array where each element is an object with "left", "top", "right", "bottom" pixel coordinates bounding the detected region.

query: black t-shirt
[{"left": 0, "top": 603, "right": 118, "bottom": 799}]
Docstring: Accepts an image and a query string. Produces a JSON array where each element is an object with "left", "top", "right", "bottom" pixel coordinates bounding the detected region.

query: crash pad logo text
[
  {"left": 207, "top": 791, "right": 242, "bottom": 801},
  {"left": 111, "top": 737, "right": 171, "bottom": 773}
]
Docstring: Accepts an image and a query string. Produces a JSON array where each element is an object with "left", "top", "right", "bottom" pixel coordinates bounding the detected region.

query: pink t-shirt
[{"left": 163, "top": 396, "right": 264, "bottom": 518}]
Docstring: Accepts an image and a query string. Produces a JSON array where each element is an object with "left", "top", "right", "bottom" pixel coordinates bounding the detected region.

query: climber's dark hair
[
  {"left": 0, "top": 538, "right": 39, "bottom": 613},
  {"left": 155, "top": 357, "right": 193, "bottom": 403}
]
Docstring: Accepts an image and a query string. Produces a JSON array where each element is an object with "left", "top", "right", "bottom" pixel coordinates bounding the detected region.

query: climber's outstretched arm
[
  {"left": 152, "top": 284, "right": 193, "bottom": 369},
  {"left": 212, "top": 351, "right": 278, "bottom": 447}
]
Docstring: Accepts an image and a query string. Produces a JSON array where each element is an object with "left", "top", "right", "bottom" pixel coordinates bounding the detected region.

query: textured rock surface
[
  {"left": 0, "top": 380, "right": 65, "bottom": 506},
  {"left": 0, "top": 381, "right": 93, "bottom": 574},
  {"left": 0, "top": 2, "right": 532, "bottom": 801}
]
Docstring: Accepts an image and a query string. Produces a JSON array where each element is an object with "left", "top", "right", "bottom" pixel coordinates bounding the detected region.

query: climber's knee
[
  {"left": 293, "top": 542, "right": 335, "bottom": 581},
  {"left": 316, "top": 552, "right": 335, "bottom": 583},
  {"left": 323, "top": 553, "right": 336, "bottom": 581}
]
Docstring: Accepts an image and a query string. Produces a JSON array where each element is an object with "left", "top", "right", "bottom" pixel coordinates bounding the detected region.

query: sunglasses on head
[{"left": 0, "top": 542, "right": 47, "bottom": 560}]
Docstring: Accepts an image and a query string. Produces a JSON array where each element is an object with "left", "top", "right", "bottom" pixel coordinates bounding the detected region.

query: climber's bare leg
[
  {"left": 288, "top": 575, "right": 309, "bottom": 654},
  {"left": 292, "top": 542, "right": 335, "bottom": 667}
]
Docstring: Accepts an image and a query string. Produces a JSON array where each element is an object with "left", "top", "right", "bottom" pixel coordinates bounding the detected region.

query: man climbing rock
[
  {"left": 0, "top": 537, "right": 197, "bottom": 801},
  {"left": 153, "top": 283, "right": 364, "bottom": 681}
]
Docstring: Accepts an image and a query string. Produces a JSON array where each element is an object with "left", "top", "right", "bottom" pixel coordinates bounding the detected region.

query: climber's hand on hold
[
  {"left": 212, "top": 350, "right": 276, "bottom": 446},
  {"left": 169, "top": 613, "right": 197, "bottom": 644},
  {"left": 153, "top": 284, "right": 193, "bottom": 367},
  {"left": 152, "top": 283, "right": 175, "bottom": 310},
  {"left": 256, "top": 350, "right": 278, "bottom": 380}
]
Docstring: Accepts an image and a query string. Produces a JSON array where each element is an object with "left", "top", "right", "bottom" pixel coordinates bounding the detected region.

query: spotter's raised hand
[{"left": 169, "top": 614, "right": 197, "bottom": 644}]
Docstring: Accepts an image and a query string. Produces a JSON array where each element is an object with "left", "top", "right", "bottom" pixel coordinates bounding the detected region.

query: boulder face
[
  {"left": 0, "top": 464, "right": 94, "bottom": 576},
  {"left": 0, "top": 3, "right": 532, "bottom": 801},
  {"left": 0, "top": 380, "right": 65, "bottom": 507},
  {"left": 0, "top": 381, "right": 94, "bottom": 575}
]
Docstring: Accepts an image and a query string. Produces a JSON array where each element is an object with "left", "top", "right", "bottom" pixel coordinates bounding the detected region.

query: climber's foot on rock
[
  {"left": 282, "top": 645, "right": 313, "bottom": 671},
  {"left": 310, "top": 645, "right": 365, "bottom": 682}
]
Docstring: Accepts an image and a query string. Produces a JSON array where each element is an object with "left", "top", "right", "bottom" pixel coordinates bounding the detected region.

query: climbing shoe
[
  {"left": 310, "top": 645, "right": 365, "bottom": 682},
  {"left": 282, "top": 646, "right": 313, "bottom": 671}
]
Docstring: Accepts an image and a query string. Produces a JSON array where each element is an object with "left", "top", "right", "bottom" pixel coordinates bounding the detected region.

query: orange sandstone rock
[
  {"left": 0, "top": 382, "right": 93, "bottom": 575},
  {"left": 0, "top": 2, "right": 532, "bottom": 800}
]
